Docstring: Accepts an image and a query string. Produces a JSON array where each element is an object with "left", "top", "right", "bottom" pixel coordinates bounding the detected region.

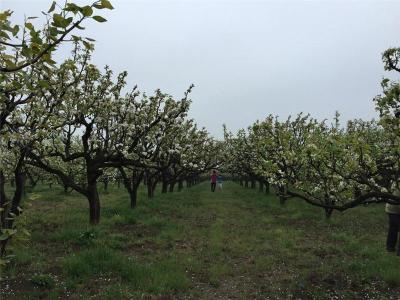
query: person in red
[{"left": 210, "top": 170, "right": 217, "bottom": 192}]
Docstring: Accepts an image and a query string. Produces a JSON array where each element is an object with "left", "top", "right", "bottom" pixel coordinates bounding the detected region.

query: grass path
[{"left": 1, "top": 182, "right": 400, "bottom": 299}]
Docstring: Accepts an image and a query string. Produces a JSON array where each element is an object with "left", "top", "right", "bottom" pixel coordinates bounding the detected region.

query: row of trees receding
[
  {"left": 0, "top": 1, "right": 221, "bottom": 257},
  {"left": 223, "top": 48, "right": 400, "bottom": 218}
]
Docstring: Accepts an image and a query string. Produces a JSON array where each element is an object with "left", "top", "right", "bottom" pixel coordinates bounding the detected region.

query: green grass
[
  {"left": 30, "top": 274, "right": 55, "bottom": 289},
  {"left": 1, "top": 181, "right": 399, "bottom": 299}
]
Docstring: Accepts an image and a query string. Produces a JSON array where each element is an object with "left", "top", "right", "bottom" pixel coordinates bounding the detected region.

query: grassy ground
[{"left": 0, "top": 181, "right": 399, "bottom": 299}]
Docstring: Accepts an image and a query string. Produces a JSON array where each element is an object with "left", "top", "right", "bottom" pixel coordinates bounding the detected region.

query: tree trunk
[
  {"left": 178, "top": 179, "right": 183, "bottom": 191},
  {"left": 27, "top": 172, "right": 37, "bottom": 189},
  {"left": 161, "top": 180, "right": 168, "bottom": 193},
  {"left": 244, "top": 181, "right": 249, "bottom": 188},
  {"left": 324, "top": 196, "right": 334, "bottom": 219},
  {"left": 129, "top": 185, "right": 138, "bottom": 209},
  {"left": 103, "top": 178, "right": 109, "bottom": 191},
  {"left": 22, "top": 175, "right": 26, "bottom": 197},
  {"left": 251, "top": 180, "right": 256, "bottom": 189},
  {"left": 151, "top": 180, "right": 157, "bottom": 197},
  {"left": 265, "top": 181, "right": 270, "bottom": 194},
  {"left": 118, "top": 167, "right": 143, "bottom": 209},
  {"left": 169, "top": 181, "right": 176, "bottom": 193},
  {"left": 259, "top": 181, "right": 264, "bottom": 192},
  {"left": 87, "top": 183, "right": 100, "bottom": 225},
  {"left": 354, "top": 187, "right": 361, "bottom": 199},
  {"left": 147, "top": 178, "right": 153, "bottom": 199},
  {"left": 279, "top": 186, "right": 286, "bottom": 206},
  {"left": 1, "top": 167, "right": 25, "bottom": 256},
  {"left": 325, "top": 207, "right": 333, "bottom": 219},
  {"left": 9, "top": 170, "right": 25, "bottom": 221},
  {"left": 0, "top": 171, "right": 6, "bottom": 228}
]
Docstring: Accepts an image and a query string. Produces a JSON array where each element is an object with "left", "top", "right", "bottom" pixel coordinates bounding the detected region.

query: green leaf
[
  {"left": 0, "top": 12, "right": 11, "bottom": 21},
  {"left": 65, "top": 3, "right": 80, "bottom": 13},
  {"left": 4, "top": 59, "right": 16, "bottom": 69},
  {"left": 0, "top": 229, "right": 17, "bottom": 240},
  {"left": 53, "top": 14, "right": 68, "bottom": 28},
  {"left": 101, "top": 0, "right": 114, "bottom": 10},
  {"left": 25, "top": 22, "right": 34, "bottom": 31},
  {"left": 48, "top": 1, "right": 56, "bottom": 13},
  {"left": 81, "top": 6, "right": 93, "bottom": 17},
  {"left": 92, "top": 15, "right": 107, "bottom": 23},
  {"left": 8, "top": 229, "right": 17, "bottom": 236},
  {"left": 27, "top": 16, "right": 38, "bottom": 20},
  {"left": 0, "top": 31, "right": 10, "bottom": 39},
  {"left": 85, "top": 37, "right": 96, "bottom": 42},
  {"left": 12, "top": 81, "right": 23, "bottom": 90},
  {"left": 21, "top": 229, "right": 30, "bottom": 236},
  {"left": 2, "top": 23, "right": 13, "bottom": 32},
  {"left": 12, "top": 25, "right": 19, "bottom": 36},
  {"left": 82, "top": 40, "right": 92, "bottom": 49},
  {"left": 65, "top": 16, "right": 73, "bottom": 27},
  {"left": 38, "top": 80, "right": 50, "bottom": 88},
  {"left": 48, "top": 26, "right": 58, "bottom": 37},
  {"left": 0, "top": 258, "right": 9, "bottom": 266},
  {"left": 71, "top": 35, "right": 81, "bottom": 42}
]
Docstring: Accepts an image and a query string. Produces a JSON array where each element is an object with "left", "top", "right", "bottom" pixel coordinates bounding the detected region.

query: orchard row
[
  {"left": 223, "top": 49, "right": 400, "bottom": 217},
  {"left": 0, "top": 1, "right": 221, "bottom": 257}
]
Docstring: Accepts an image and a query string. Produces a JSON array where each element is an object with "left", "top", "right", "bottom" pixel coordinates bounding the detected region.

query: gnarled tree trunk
[
  {"left": 1, "top": 163, "right": 26, "bottom": 256},
  {"left": 118, "top": 167, "right": 143, "bottom": 209}
]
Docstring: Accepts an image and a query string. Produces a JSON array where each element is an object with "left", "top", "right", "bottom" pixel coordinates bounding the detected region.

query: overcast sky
[{"left": 2, "top": 0, "right": 400, "bottom": 137}]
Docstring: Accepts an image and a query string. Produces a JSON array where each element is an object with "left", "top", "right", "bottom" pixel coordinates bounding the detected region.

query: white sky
[{"left": 2, "top": 0, "right": 400, "bottom": 137}]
